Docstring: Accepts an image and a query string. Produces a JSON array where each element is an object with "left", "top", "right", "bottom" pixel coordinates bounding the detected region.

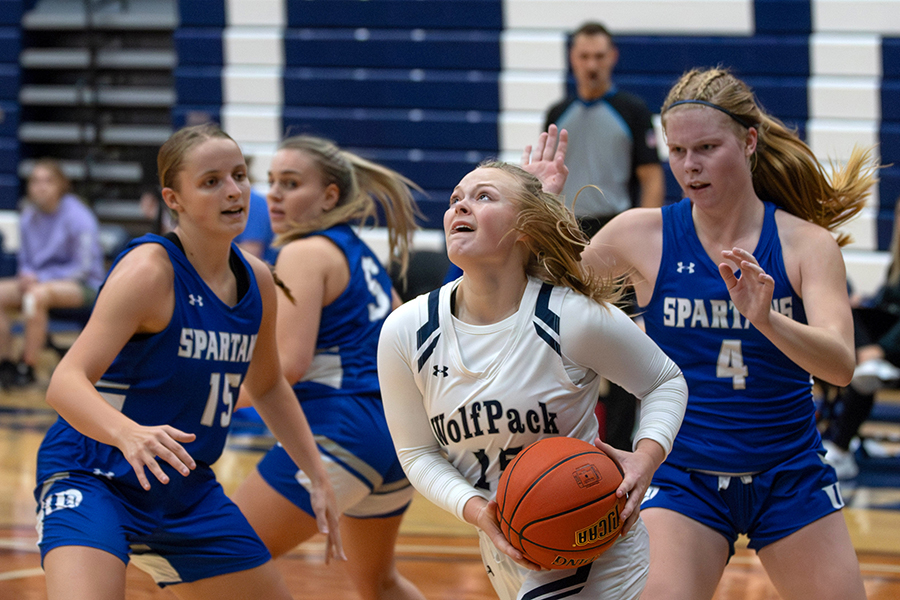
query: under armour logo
[
  {"left": 433, "top": 365, "right": 448, "bottom": 378},
  {"left": 189, "top": 294, "right": 203, "bottom": 306},
  {"left": 92, "top": 469, "right": 115, "bottom": 480},
  {"left": 676, "top": 261, "right": 695, "bottom": 274}
]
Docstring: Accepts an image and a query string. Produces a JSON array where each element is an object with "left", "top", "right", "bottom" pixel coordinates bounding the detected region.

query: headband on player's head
[{"left": 665, "top": 99, "right": 758, "bottom": 130}]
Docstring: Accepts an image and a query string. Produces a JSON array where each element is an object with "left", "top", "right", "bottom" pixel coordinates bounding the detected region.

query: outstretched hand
[
  {"left": 521, "top": 124, "right": 569, "bottom": 195},
  {"left": 719, "top": 247, "right": 775, "bottom": 327},
  {"left": 113, "top": 423, "right": 197, "bottom": 491}
]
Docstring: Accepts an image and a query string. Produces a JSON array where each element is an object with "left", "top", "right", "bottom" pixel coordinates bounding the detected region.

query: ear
[
  {"left": 609, "top": 46, "right": 620, "bottom": 68},
  {"left": 745, "top": 127, "right": 758, "bottom": 157},
  {"left": 161, "top": 187, "right": 183, "bottom": 214},
  {"left": 322, "top": 183, "right": 340, "bottom": 212}
]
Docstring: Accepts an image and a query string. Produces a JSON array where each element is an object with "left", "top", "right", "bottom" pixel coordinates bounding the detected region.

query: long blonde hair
[
  {"left": 478, "top": 161, "right": 620, "bottom": 305},
  {"left": 273, "top": 135, "right": 422, "bottom": 279},
  {"left": 661, "top": 67, "right": 878, "bottom": 247}
]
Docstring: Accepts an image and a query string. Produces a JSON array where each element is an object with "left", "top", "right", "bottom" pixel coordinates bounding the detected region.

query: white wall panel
[
  {"left": 501, "top": 30, "right": 567, "bottom": 71},
  {"left": 500, "top": 71, "right": 565, "bottom": 112},
  {"left": 226, "top": 0, "right": 284, "bottom": 27},
  {"left": 503, "top": 0, "right": 753, "bottom": 34},
  {"left": 814, "top": 1, "right": 900, "bottom": 34},
  {"left": 806, "top": 118, "right": 880, "bottom": 162},
  {"left": 809, "top": 76, "right": 880, "bottom": 120},
  {"left": 224, "top": 28, "right": 284, "bottom": 67}
]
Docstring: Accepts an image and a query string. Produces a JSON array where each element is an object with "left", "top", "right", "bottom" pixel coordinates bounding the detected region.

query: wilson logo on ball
[
  {"left": 574, "top": 507, "right": 620, "bottom": 547},
  {"left": 573, "top": 464, "right": 601, "bottom": 488}
]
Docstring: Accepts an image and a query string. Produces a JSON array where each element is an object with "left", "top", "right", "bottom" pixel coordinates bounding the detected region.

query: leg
[
  {"left": 168, "top": 561, "right": 292, "bottom": 600},
  {"left": 21, "top": 280, "right": 86, "bottom": 367},
  {"left": 639, "top": 508, "right": 729, "bottom": 600},
  {"left": 342, "top": 515, "right": 426, "bottom": 600},
  {"left": 43, "top": 545, "right": 127, "bottom": 600},
  {"left": 758, "top": 512, "right": 866, "bottom": 600},
  {"left": 0, "top": 277, "right": 22, "bottom": 361},
  {"left": 230, "top": 468, "right": 321, "bottom": 558}
]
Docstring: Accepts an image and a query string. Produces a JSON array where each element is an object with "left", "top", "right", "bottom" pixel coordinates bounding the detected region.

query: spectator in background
[
  {"left": 544, "top": 21, "right": 666, "bottom": 450},
  {"left": 822, "top": 199, "right": 900, "bottom": 479},
  {"left": 0, "top": 159, "right": 105, "bottom": 388}
]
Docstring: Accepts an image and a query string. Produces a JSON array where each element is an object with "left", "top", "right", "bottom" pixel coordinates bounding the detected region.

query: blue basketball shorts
[
  {"left": 641, "top": 447, "right": 845, "bottom": 555},
  {"left": 257, "top": 394, "right": 413, "bottom": 519},
  {"left": 35, "top": 466, "right": 271, "bottom": 586}
]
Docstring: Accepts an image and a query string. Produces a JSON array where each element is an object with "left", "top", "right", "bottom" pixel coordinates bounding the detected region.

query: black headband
[{"left": 665, "top": 99, "right": 758, "bottom": 130}]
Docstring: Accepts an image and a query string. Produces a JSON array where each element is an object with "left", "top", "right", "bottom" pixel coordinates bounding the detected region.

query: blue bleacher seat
[
  {"left": 284, "top": 29, "right": 501, "bottom": 70},
  {"left": 617, "top": 75, "right": 809, "bottom": 121},
  {"left": 286, "top": 0, "right": 502, "bottom": 30},
  {"left": 174, "top": 28, "right": 223, "bottom": 66},
  {"left": 282, "top": 106, "right": 498, "bottom": 151},
  {"left": 0, "top": 173, "right": 16, "bottom": 209},
  {"left": 753, "top": 0, "right": 812, "bottom": 35},
  {"left": 171, "top": 105, "right": 222, "bottom": 129},
  {"left": 174, "top": 66, "right": 223, "bottom": 105},
  {"left": 177, "top": 0, "right": 225, "bottom": 28},
  {"left": 616, "top": 36, "right": 809, "bottom": 77},
  {"left": 354, "top": 147, "right": 487, "bottom": 189},
  {"left": 884, "top": 38, "right": 900, "bottom": 78},
  {"left": 884, "top": 81, "right": 900, "bottom": 123},
  {"left": 0, "top": 27, "right": 20, "bottom": 61},
  {"left": 0, "top": 63, "right": 17, "bottom": 100},
  {"left": 0, "top": 136, "right": 17, "bottom": 174},
  {"left": 0, "top": 101, "right": 18, "bottom": 137},
  {"left": 0, "top": 0, "right": 22, "bottom": 27},
  {"left": 283, "top": 68, "right": 499, "bottom": 111}
]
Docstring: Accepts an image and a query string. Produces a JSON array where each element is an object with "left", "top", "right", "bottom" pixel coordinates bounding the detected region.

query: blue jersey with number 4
[
  {"left": 642, "top": 199, "right": 817, "bottom": 473},
  {"left": 293, "top": 224, "right": 393, "bottom": 402},
  {"left": 37, "top": 234, "right": 263, "bottom": 488}
]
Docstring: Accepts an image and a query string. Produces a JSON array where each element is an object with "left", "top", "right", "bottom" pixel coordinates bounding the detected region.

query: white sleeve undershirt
[{"left": 377, "top": 291, "right": 688, "bottom": 522}]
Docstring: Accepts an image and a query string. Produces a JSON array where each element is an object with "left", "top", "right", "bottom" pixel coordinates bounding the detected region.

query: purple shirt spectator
[{"left": 18, "top": 194, "right": 105, "bottom": 290}]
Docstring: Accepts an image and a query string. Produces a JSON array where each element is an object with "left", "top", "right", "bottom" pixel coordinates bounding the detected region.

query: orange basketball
[{"left": 495, "top": 437, "right": 626, "bottom": 570}]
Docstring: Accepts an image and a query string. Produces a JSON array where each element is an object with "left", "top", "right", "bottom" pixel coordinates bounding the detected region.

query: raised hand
[
  {"left": 521, "top": 124, "right": 569, "bottom": 195},
  {"left": 719, "top": 247, "right": 775, "bottom": 327}
]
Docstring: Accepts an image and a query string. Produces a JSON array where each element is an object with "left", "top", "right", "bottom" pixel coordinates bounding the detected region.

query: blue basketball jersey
[
  {"left": 37, "top": 234, "right": 263, "bottom": 487},
  {"left": 642, "top": 199, "right": 819, "bottom": 473},
  {"left": 293, "top": 224, "right": 393, "bottom": 401}
]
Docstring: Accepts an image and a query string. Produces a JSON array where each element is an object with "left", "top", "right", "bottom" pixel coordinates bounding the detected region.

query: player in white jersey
[
  {"left": 377, "top": 126, "right": 688, "bottom": 600},
  {"left": 231, "top": 135, "right": 426, "bottom": 600},
  {"left": 582, "top": 68, "right": 875, "bottom": 600},
  {"left": 35, "top": 124, "right": 342, "bottom": 600}
]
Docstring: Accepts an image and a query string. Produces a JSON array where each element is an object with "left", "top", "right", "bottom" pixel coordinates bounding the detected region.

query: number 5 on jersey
[{"left": 201, "top": 372, "right": 241, "bottom": 427}]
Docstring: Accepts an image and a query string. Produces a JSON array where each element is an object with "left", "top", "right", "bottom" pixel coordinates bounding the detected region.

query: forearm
[
  {"left": 755, "top": 310, "right": 854, "bottom": 385},
  {"left": 46, "top": 367, "right": 141, "bottom": 447},
  {"left": 397, "top": 444, "right": 484, "bottom": 522}
]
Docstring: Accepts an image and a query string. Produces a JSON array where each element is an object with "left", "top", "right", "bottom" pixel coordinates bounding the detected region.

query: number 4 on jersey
[{"left": 717, "top": 339, "right": 748, "bottom": 389}]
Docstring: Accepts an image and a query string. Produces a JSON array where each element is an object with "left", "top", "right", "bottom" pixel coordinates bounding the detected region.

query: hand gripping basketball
[{"left": 495, "top": 437, "right": 626, "bottom": 570}]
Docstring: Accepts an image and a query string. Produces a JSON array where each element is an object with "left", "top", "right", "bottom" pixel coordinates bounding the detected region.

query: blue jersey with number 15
[
  {"left": 642, "top": 199, "right": 818, "bottom": 474},
  {"left": 37, "top": 234, "right": 263, "bottom": 486}
]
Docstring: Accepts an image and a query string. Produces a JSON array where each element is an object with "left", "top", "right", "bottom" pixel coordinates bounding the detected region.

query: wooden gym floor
[{"left": 2, "top": 348, "right": 900, "bottom": 599}]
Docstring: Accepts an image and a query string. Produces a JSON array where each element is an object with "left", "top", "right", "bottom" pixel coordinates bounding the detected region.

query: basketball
[{"left": 495, "top": 437, "right": 626, "bottom": 570}]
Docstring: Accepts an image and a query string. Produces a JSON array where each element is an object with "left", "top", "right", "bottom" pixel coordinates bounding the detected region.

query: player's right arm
[
  {"left": 44, "top": 244, "right": 197, "bottom": 490},
  {"left": 377, "top": 305, "right": 540, "bottom": 571}
]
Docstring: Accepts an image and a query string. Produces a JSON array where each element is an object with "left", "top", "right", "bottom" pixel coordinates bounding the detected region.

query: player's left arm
[
  {"left": 720, "top": 214, "right": 855, "bottom": 386},
  {"left": 559, "top": 295, "right": 687, "bottom": 532},
  {"left": 241, "top": 254, "right": 345, "bottom": 562}
]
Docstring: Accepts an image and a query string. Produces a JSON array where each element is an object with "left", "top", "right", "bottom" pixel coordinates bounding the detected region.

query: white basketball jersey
[{"left": 405, "top": 277, "right": 602, "bottom": 499}]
